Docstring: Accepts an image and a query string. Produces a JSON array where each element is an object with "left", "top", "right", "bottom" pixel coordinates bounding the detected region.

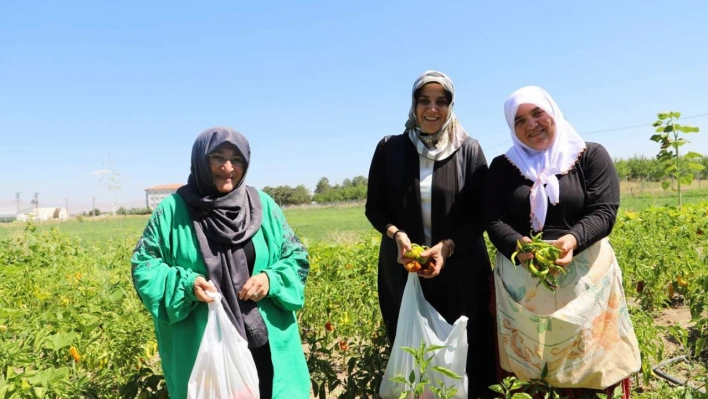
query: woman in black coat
[{"left": 365, "top": 70, "right": 496, "bottom": 399}]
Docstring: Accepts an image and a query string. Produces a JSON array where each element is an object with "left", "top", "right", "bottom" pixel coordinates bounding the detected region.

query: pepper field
[{"left": 1, "top": 197, "right": 707, "bottom": 398}]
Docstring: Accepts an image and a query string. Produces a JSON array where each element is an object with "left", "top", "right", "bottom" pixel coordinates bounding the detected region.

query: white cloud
[{"left": 90, "top": 169, "right": 109, "bottom": 176}]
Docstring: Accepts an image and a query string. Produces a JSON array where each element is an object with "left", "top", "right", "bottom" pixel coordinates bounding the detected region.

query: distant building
[
  {"left": 0, "top": 212, "right": 17, "bottom": 223},
  {"left": 145, "top": 184, "right": 184, "bottom": 210},
  {"left": 12, "top": 207, "right": 69, "bottom": 222}
]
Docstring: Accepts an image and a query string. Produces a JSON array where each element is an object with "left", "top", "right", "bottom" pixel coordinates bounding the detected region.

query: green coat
[{"left": 131, "top": 191, "right": 310, "bottom": 399}]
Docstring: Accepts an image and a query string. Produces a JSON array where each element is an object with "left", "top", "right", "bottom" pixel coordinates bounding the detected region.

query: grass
[
  {"left": 619, "top": 180, "right": 708, "bottom": 211},
  {"left": 0, "top": 215, "right": 149, "bottom": 242},
  {"left": 1, "top": 182, "right": 706, "bottom": 243},
  {"left": 282, "top": 203, "right": 375, "bottom": 243},
  {"left": 0, "top": 206, "right": 376, "bottom": 244}
]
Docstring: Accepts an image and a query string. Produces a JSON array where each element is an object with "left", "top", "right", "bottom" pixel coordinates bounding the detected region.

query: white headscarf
[
  {"left": 503, "top": 86, "right": 586, "bottom": 232},
  {"left": 405, "top": 70, "right": 469, "bottom": 161}
]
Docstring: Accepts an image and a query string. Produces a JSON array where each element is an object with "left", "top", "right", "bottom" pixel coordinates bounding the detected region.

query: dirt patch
[{"left": 655, "top": 304, "right": 693, "bottom": 360}]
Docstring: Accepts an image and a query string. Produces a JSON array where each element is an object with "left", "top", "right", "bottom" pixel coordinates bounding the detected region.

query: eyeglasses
[{"left": 208, "top": 154, "right": 245, "bottom": 167}]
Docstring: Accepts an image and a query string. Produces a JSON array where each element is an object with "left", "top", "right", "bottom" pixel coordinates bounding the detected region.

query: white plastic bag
[
  {"left": 187, "top": 291, "right": 260, "bottom": 399},
  {"left": 380, "top": 273, "right": 469, "bottom": 399}
]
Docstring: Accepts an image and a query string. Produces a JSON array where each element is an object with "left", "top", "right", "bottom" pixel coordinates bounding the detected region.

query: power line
[
  {"left": 485, "top": 112, "right": 708, "bottom": 151},
  {"left": 582, "top": 112, "right": 708, "bottom": 135}
]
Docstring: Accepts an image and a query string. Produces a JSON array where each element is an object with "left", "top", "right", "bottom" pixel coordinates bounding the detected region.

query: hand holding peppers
[
  {"left": 511, "top": 232, "right": 566, "bottom": 292},
  {"left": 402, "top": 243, "right": 439, "bottom": 277},
  {"left": 553, "top": 234, "right": 577, "bottom": 266}
]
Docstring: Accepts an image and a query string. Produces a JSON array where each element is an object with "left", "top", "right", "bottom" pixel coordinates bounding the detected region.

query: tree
[
  {"left": 614, "top": 158, "right": 630, "bottom": 181},
  {"left": 291, "top": 185, "right": 312, "bottom": 204},
  {"left": 351, "top": 175, "right": 368, "bottom": 187},
  {"left": 650, "top": 111, "right": 703, "bottom": 208},
  {"left": 626, "top": 155, "right": 649, "bottom": 181},
  {"left": 99, "top": 153, "right": 124, "bottom": 216},
  {"left": 262, "top": 185, "right": 311, "bottom": 206},
  {"left": 315, "top": 177, "right": 331, "bottom": 194}
]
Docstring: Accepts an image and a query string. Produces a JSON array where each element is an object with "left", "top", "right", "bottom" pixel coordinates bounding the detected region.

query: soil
[{"left": 643, "top": 299, "right": 707, "bottom": 394}]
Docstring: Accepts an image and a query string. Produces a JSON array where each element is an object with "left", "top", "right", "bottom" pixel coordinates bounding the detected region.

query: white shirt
[{"left": 419, "top": 155, "right": 434, "bottom": 246}]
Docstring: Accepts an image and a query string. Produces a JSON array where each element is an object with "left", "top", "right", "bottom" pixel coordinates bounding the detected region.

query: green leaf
[
  {"left": 488, "top": 385, "right": 505, "bottom": 394},
  {"left": 680, "top": 174, "right": 694, "bottom": 185},
  {"left": 656, "top": 126, "right": 667, "bottom": 133},
  {"left": 512, "top": 393, "right": 534, "bottom": 399},
  {"left": 431, "top": 366, "right": 462, "bottom": 379},
  {"left": 687, "top": 163, "right": 705, "bottom": 171},
  {"left": 77, "top": 313, "right": 101, "bottom": 334},
  {"left": 25, "top": 367, "right": 70, "bottom": 386},
  {"left": 679, "top": 125, "right": 700, "bottom": 133},
  {"left": 541, "top": 362, "right": 549, "bottom": 379},
  {"left": 652, "top": 120, "right": 662, "bottom": 127},
  {"left": 669, "top": 111, "right": 681, "bottom": 119},
  {"left": 695, "top": 337, "right": 705, "bottom": 357},
  {"left": 657, "top": 112, "right": 669, "bottom": 120},
  {"left": 685, "top": 151, "right": 704, "bottom": 159},
  {"left": 401, "top": 346, "right": 417, "bottom": 356},
  {"left": 650, "top": 134, "right": 665, "bottom": 142},
  {"left": 43, "top": 332, "right": 79, "bottom": 351},
  {"left": 390, "top": 376, "right": 409, "bottom": 384},
  {"left": 661, "top": 181, "right": 671, "bottom": 191},
  {"left": 425, "top": 344, "right": 446, "bottom": 352},
  {"left": 663, "top": 125, "right": 674, "bottom": 133},
  {"left": 511, "top": 379, "right": 529, "bottom": 390},
  {"left": 409, "top": 369, "right": 416, "bottom": 384}
]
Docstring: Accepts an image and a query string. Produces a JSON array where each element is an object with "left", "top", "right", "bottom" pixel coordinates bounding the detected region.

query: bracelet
[
  {"left": 392, "top": 229, "right": 405, "bottom": 241},
  {"left": 441, "top": 239, "right": 455, "bottom": 257}
]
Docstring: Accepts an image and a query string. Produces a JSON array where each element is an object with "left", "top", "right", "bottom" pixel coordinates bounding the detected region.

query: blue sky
[{"left": 2, "top": 0, "right": 707, "bottom": 213}]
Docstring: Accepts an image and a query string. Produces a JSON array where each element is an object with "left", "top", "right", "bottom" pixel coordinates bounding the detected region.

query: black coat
[{"left": 365, "top": 133, "right": 496, "bottom": 398}]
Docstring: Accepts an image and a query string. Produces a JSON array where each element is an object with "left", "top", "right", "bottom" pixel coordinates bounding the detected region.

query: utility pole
[
  {"left": 15, "top": 192, "right": 20, "bottom": 214},
  {"left": 65, "top": 198, "right": 69, "bottom": 217},
  {"left": 92, "top": 196, "right": 96, "bottom": 216},
  {"left": 31, "top": 193, "right": 39, "bottom": 217}
]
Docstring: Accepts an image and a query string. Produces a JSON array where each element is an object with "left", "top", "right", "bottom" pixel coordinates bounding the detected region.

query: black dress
[{"left": 365, "top": 133, "right": 496, "bottom": 399}]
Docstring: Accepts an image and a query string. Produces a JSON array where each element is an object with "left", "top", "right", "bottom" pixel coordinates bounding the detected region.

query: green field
[
  {"left": 1, "top": 186, "right": 707, "bottom": 243},
  {"left": 620, "top": 187, "right": 708, "bottom": 211},
  {"left": 0, "top": 205, "right": 377, "bottom": 243}
]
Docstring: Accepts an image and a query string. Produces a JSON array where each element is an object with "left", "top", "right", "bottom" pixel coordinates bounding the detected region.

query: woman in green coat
[{"left": 131, "top": 126, "right": 311, "bottom": 399}]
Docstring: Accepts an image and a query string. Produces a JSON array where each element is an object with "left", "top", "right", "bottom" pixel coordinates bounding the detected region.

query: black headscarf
[{"left": 177, "top": 126, "right": 267, "bottom": 347}]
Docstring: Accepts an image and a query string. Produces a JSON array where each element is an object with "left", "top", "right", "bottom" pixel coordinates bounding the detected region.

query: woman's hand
[
  {"left": 394, "top": 231, "right": 413, "bottom": 265},
  {"left": 515, "top": 236, "right": 534, "bottom": 267},
  {"left": 193, "top": 276, "right": 217, "bottom": 303},
  {"left": 554, "top": 234, "right": 578, "bottom": 267},
  {"left": 239, "top": 272, "right": 270, "bottom": 302},
  {"left": 417, "top": 240, "right": 455, "bottom": 279}
]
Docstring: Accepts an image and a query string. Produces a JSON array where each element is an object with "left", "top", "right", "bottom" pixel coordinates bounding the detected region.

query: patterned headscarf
[
  {"left": 503, "top": 86, "right": 586, "bottom": 232},
  {"left": 405, "top": 70, "right": 469, "bottom": 161}
]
